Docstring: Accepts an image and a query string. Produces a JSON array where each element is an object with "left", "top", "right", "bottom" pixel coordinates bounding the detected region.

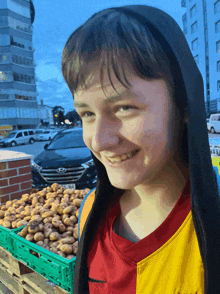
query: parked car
[
  {"left": 38, "top": 130, "right": 59, "bottom": 141},
  {"left": 31, "top": 128, "right": 97, "bottom": 190},
  {"left": 0, "top": 129, "right": 35, "bottom": 147},
  {"left": 207, "top": 118, "right": 211, "bottom": 131},
  {"left": 208, "top": 114, "right": 220, "bottom": 134},
  {"left": 33, "top": 129, "right": 46, "bottom": 141}
]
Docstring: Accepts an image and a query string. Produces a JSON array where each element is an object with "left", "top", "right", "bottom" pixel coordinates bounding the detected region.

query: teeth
[{"left": 107, "top": 150, "right": 137, "bottom": 162}]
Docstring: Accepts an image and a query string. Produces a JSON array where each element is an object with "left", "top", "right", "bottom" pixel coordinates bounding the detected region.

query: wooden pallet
[{"left": 0, "top": 246, "right": 69, "bottom": 294}]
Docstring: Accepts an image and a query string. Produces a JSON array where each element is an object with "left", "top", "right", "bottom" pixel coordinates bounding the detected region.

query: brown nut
[
  {"left": 60, "top": 244, "right": 73, "bottom": 254},
  {"left": 49, "top": 232, "right": 60, "bottom": 241},
  {"left": 59, "top": 223, "right": 66, "bottom": 233},
  {"left": 72, "top": 241, "right": 78, "bottom": 255},
  {"left": 17, "top": 220, "right": 28, "bottom": 228},
  {"left": 44, "top": 228, "right": 53, "bottom": 238},
  {"left": 19, "top": 225, "right": 29, "bottom": 237},
  {"left": 28, "top": 220, "right": 39, "bottom": 234},
  {"left": 34, "top": 232, "right": 44, "bottom": 242},
  {"left": 26, "top": 234, "right": 34, "bottom": 242}
]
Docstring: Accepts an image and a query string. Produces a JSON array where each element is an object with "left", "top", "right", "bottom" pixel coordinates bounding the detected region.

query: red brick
[
  {"left": 8, "top": 159, "right": 30, "bottom": 169},
  {"left": 0, "top": 162, "right": 6, "bottom": 170},
  {"left": 9, "top": 173, "right": 32, "bottom": 185},
  {"left": 10, "top": 191, "right": 24, "bottom": 201},
  {"left": 0, "top": 179, "right": 8, "bottom": 187},
  {"left": 19, "top": 166, "right": 31, "bottom": 175},
  {"left": 0, "top": 169, "right": 17, "bottom": 179},
  {"left": 20, "top": 181, "right": 32, "bottom": 191},
  {"left": 0, "top": 184, "right": 20, "bottom": 196},
  {"left": 0, "top": 195, "right": 9, "bottom": 204}
]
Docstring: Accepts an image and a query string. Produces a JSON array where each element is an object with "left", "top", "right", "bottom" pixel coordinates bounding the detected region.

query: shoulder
[{"left": 78, "top": 188, "right": 96, "bottom": 241}]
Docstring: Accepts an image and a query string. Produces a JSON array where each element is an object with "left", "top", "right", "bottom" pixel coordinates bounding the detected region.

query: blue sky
[{"left": 33, "top": 0, "right": 186, "bottom": 114}]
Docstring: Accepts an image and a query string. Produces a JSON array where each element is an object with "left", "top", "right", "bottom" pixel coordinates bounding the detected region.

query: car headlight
[
  {"left": 31, "top": 158, "right": 42, "bottom": 171},
  {"left": 81, "top": 159, "right": 94, "bottom": 168}
]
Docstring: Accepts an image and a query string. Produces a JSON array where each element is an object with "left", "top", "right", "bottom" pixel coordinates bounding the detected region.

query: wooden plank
[
  {"left": 0, "top": 264, "right": 23, "bottom": 294},
  {"left": 0, "top": 281, "right": 13, "bottom": 294},
  {"left": 0, "top": 246, "right": 70, "bottom": 294},
  {"left": 0, "top": 246, "right": 33, "bottom": 277}
]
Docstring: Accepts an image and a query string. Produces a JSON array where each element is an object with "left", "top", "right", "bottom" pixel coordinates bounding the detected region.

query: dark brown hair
[{"left": 61, "top": 7, "right": 189, "bottom": 165}]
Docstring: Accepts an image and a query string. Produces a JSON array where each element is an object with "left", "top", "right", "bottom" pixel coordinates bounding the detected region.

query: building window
[
  {"left": 0, "top": 55, "right": 7, "bottom": 62},
  {"left": 218, "top": 61, "right": 220, "bottom": 72},
  {"left": 15, "top": 95, "right": 34, "bottom": 101},
  {"left": 10, "top": 36, "right": 25, "bottom": 49},
  {"left": 192, "top": 38, "right": 198, "bottom": 50},
  {"left": 0, "top": 16, "right": 8, "bottom": 27},
  {"left": 216, "top": 20, "right": 220, "bottom": 33},
  {"left": 191, "top": 21, "right": 197, "bottom": 34},
  {"left": 12, "top": 54, "right": 33, "bottom": 67},
  {"left": 13, "top": 72, "right": 35, "bottom": 84},
  {"left": 194, "top": 55, "right": 199, "bottom": 64},
  {"left": 218, "top": 81, "right": 220, "bottom": 91},
  {"left": 182, "top": 13, "right": 187, "bottom": 34},
  {"left": 217, "top": 41, "right": 220, "bottom": 53},
  {"left": 190, "top": 5, "right": 197, "bottom": 18},
  {"left": 0, "top": 94, "right": 9, "bottom": 100},
  {"left": 215, "top": 0, "right": 220, "bottom": 14}
]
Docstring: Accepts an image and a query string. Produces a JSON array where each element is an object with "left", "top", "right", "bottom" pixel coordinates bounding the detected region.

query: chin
[{"left": 108, "top": 178, "right": 136, "bottom": 190}]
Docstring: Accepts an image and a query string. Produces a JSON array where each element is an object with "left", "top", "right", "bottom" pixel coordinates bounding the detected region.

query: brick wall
[{"left": 0, "top": 151, "right": 34, "bottom": 204}]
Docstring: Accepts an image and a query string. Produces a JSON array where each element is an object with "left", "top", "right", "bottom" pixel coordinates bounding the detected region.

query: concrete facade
[
  {"left": 181, "top": 0, "right": 220, "bottom": 117},
  {"left": 0, "top": 0, "right": 40, "bottom": 129}
]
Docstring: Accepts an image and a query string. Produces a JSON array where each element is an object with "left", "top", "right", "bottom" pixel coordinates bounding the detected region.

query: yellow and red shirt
[{"left": 79, "top": 178, "right": 204, "bottom": 293}]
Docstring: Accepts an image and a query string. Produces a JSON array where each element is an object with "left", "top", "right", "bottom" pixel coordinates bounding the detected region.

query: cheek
[{"left": 126, "top": 114, "right": 168, "bottom": 144}]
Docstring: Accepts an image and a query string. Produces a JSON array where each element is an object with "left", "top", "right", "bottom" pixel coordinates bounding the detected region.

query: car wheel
[
  {"left": 29, "top": 138, "right": 34, "bottom": 144},
  {"left": 10, "top": 141, "right": 16, "bottom": 147},
  {"left": 211, "top": 127, "right": 216, "bottom": 134}
]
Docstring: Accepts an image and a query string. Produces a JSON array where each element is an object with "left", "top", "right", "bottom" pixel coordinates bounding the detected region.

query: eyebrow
[{"left": 74, "top": 92, "right": 129, "bottom": 108}]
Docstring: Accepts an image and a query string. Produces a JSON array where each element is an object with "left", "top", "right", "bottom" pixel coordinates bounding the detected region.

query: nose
[{"left": 91, "top": 117, "right": 120, "bottom": 153}]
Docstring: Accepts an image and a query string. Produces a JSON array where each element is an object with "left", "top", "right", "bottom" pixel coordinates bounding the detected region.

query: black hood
[{"left": 73, "top": 5, "right": 220, "bottom": 293}]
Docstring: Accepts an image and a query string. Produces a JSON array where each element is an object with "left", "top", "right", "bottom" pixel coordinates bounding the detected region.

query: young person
[{"left": 61, "top": 5, "right": 220, "bottom": 294}]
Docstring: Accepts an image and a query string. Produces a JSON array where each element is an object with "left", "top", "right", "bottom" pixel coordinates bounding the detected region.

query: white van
[
  {"left": 0, "top": 129, "right": 35, "bottom": 147},
  {"left": 209, "top": 113, "right": 220, "bottom": 134}
]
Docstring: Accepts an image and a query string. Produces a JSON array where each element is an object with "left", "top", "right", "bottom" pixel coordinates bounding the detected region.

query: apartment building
[
  {"left": 0, "top": 0, "right": 40, "bottom": 130},
  {"left": 181, "top": 0, "right": 220, "bottom": 117}
]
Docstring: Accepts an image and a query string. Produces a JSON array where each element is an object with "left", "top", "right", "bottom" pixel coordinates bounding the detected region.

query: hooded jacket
[{"left": 72, "top": 5, "right": 220, "bottom": 294}]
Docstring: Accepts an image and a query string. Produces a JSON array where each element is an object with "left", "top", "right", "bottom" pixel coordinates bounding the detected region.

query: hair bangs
[{"left": 61, "top": 9, "right": 173, "bottom": 97}]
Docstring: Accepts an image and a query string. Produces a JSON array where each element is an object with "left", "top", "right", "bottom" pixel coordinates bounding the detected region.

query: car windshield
[
  {"left": 36, "top": 130, "right": 44, "bottom": 134},
  {"left": 47, "top": 130, "right": 86, "bottom": 149},
  {"left": 5, "top": 132, "right": 16, "bottom": 138}
]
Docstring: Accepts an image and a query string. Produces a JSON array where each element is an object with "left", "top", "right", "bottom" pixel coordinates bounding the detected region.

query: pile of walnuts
[{"left": 0, "top": 183, "right": 90, "bottom": 259}]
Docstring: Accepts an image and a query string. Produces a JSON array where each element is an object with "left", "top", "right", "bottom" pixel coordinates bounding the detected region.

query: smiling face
[{"left": 74, "top": 67, "right": 187, "bottom": 191}]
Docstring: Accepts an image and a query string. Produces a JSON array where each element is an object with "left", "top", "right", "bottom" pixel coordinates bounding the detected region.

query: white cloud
[
  {"left": 36, "top": 60, "right": 64, "bottom": 83},
  {"left": 56, "top": 83, "right": 69, "bottom": 93}
]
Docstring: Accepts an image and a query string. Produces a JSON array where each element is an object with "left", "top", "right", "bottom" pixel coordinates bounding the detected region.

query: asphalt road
[
  {"left": 0, "top": 132, "right": 219, "bottom": 160},
  {"left": 0, "top": 141, "right": 49, "bottom": 159}
]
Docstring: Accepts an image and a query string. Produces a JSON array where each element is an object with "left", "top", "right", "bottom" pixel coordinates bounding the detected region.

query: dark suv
[{"left": 31, "top": 128, "right": 97, "bottom": 190}]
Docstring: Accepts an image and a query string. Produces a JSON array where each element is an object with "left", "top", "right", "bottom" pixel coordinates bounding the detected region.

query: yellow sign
[
  {"left": 212, "top": 156, "right": 220, "bottom": 175},
  {"left": 0, "top": 125, "right": 12, "bottom": 130}
]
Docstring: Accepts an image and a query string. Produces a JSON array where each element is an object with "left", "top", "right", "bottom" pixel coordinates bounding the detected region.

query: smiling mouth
[{"left": 105, "top": 149, "right": 140, "bottom": 163}]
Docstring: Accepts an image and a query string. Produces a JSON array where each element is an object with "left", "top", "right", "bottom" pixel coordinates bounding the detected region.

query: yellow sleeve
[{"left": 79, "top": 189, "right": 96, "bottom": 240}]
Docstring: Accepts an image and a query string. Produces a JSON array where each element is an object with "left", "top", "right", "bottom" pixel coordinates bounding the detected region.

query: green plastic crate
[
  {"left": 0, "top": 225, "right": 19, "bottom": 252},
  {"left": 10, "top": 226, "right": 76, "bottom": 294}
]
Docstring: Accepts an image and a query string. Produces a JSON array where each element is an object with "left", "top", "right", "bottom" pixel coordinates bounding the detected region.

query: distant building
[
  {"left": 37, "top": 100, "right": 53, "bottom": 128},
  {"left": 0, "top": 0, "right": 39, "bottom": 130},
  {"left": 181, "top": 0, "right": 220, "bottom": 117}
]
